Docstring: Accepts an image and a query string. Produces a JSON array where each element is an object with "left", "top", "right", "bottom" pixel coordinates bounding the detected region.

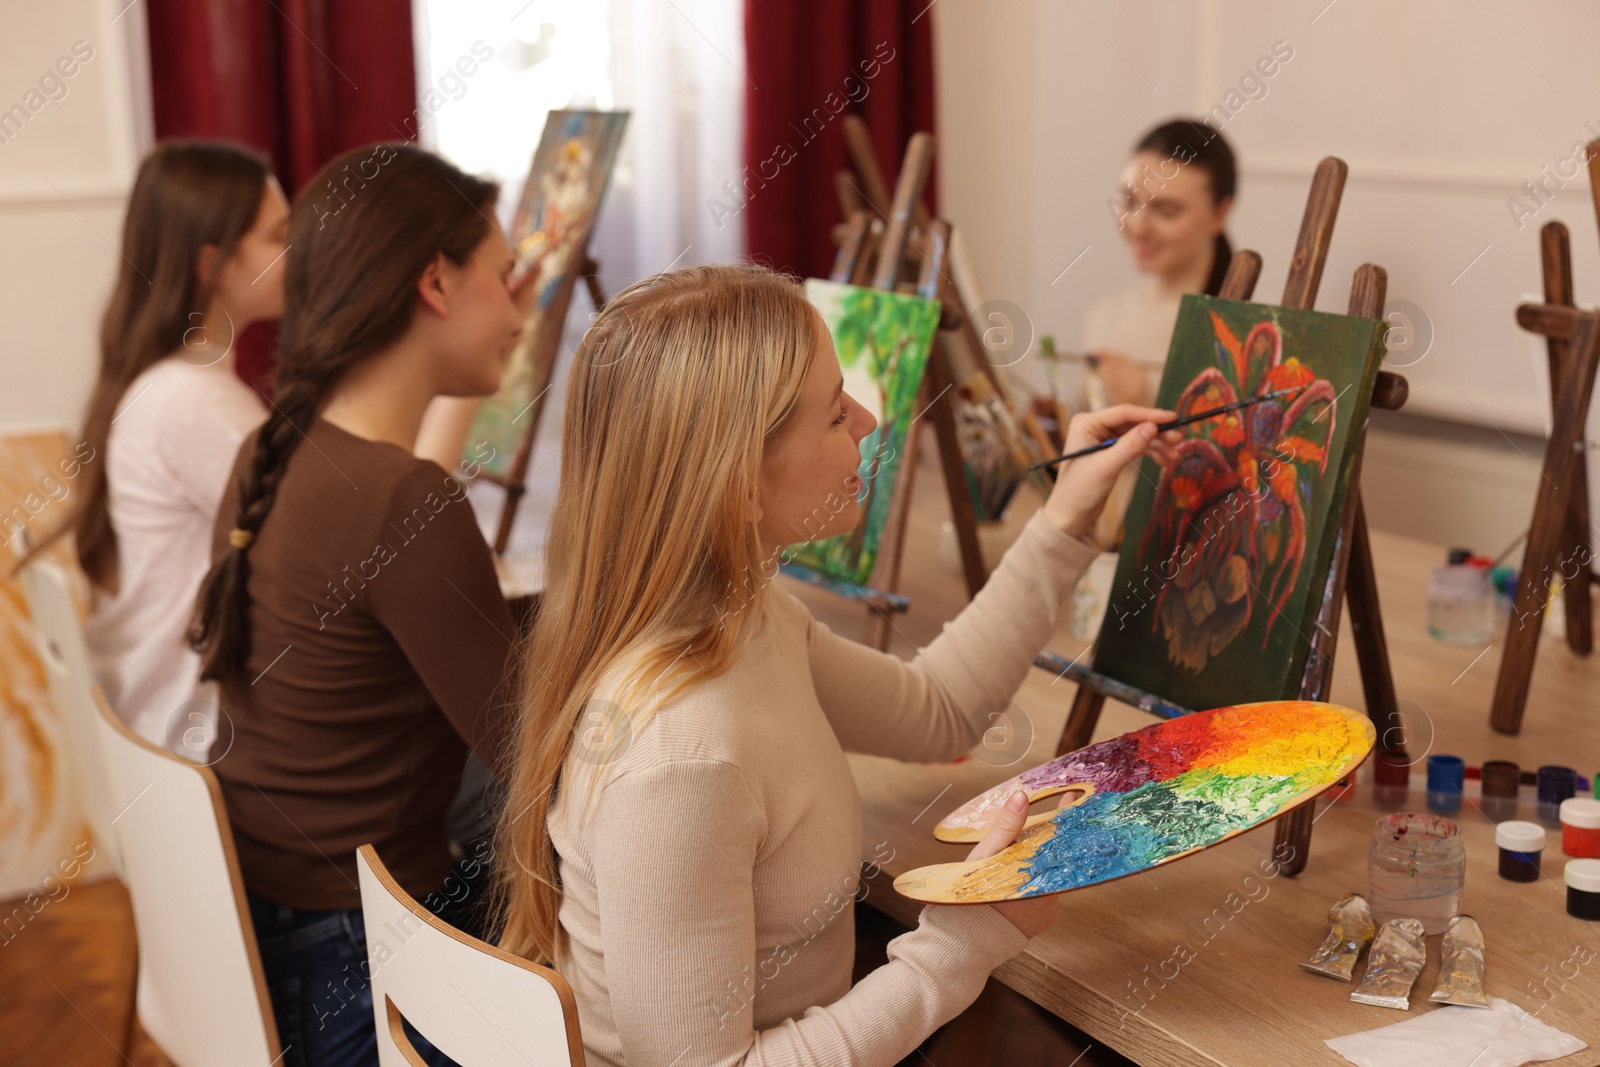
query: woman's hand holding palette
[{"left": 894, "top": 700, "right": 1374, "bottom": 904}]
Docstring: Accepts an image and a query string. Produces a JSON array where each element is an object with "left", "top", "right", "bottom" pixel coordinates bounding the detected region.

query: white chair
[
  {"left": 18, "top": 555, "right": 122, "bottom": 873},
  {"left": 92, "top": 685, "right": 281, "bottom": 1066},
  {"left": 355, "top": 844, "right": 584, "bottom": 1066}
]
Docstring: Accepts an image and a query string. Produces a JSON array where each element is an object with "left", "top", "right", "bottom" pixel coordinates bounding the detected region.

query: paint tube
[
  {"left": 1428, "top": 915, "right": 1488, "bottom": 1007},
  {"left": 1351, "top": 917, "right": 1427, "bottom": 1009},
  {"left": 1300, "top": 893, "right": 1376, "bottom": 981}
]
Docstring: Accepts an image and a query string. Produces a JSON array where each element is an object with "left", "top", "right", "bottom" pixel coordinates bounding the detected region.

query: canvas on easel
[
  {"left": 1089, "top": 296, "right": 1387, "bottom": 711},
  {"left": 783, "top": 281, "right": 942, "bottom": 584},
  {"left": 780, "top": 132, "right": 997, "bottom": 650},
  {"left": 1035, "top": 157, "right": 1408, "bottom": 876},
  {"left": 836, "top": 116, "right": 1057, "bottom": 523},
  {"left": 786, "top": 121, "right": 1058, "bottom": 648},
  {"left": 464, "top": 110, "right": 627, "bottom": 552}
]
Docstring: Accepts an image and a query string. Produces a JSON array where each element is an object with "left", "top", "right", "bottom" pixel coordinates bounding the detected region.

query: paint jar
[
  {"left": 1494, "top": 821, "right": 1545, "bottom": 882},
  {"left": 1564, "top": 859, "right": 1600, "bottom": 921},
  {"left": 1427, "top": 564, "right": 1494, "bottom": 644},
  {"left": 1367, "top": 813, "right": 1465, "bottom": 935},
  {"left": 1559, "top": 798, "right": 1600, "bottom": 858},
  {"left": 1427, "top": 755, "right": 1465, "bottom": 814},
  {"left": 1480, "top": 760, "right": 1521, "bottom": 822},
  {"left": 1372, "top": 749, "right": 1411, "bottom": 809},
  {"left": 1537, "top": 766, "right": 1577, "bottom": 826}
]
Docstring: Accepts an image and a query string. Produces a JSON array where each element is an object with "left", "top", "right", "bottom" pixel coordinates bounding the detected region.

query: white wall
[
  {"left": 932, "top": 0, "right": 1600, "bottom": 436},
  {"left": 0, "top": 0, "right": 151, "bottom": 436}
]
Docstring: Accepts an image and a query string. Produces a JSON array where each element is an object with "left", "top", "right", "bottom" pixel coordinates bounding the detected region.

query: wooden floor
[
  {"left": 5, "top": 431, "right": 1595, "bottom": 1067},
  {"left": 0, "top": 879, "right": 170, "bottom": 1067}
]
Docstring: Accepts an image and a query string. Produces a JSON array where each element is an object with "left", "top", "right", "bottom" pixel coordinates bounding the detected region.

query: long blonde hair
[{"left": 495, "top": 264, "right": 818, "bottom": 963}]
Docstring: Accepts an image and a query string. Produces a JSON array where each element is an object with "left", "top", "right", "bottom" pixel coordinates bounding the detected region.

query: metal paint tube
[
  {"left": 1300, "top": 894, "right": 1377, "bottom": 982},
  {"left": 1351, "top": 917, "right": 1427, "bottom": 1009},
  {"left": 1429, "top": 915, "right": 1488, "bottom": 1007}
]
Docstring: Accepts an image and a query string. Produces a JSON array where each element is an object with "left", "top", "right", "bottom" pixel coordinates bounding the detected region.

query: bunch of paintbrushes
[{"left": 954, "top": 373, "right": 1054, "bottom": 520}]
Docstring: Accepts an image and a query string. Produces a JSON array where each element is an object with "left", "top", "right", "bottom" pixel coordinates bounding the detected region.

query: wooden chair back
[
  {"left": 19, "top": 556, "right": 122, "bottom": 872},
  {"left": 355, "top": 844, "right": 584, "bottom": 1066},
  {"left": 92, "top": 685, "right": 279, "bottom": 1066}
]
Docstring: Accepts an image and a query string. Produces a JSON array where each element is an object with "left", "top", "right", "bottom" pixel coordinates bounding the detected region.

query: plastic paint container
[
  {"left": 1427, "top": 755, "right": 1465, "bottom": 814},
  {"left": 1368, "top": 813, "right": 1464, "bottom": 934},
  {"left": 1538, "top": 766, "right": 1578, "bottom": 826},
  {"left": 1480, "top": 760, "right": 1521, "bottom": 822},
  {"left": 1494, "top": 821, "right": 1545, "bottom": 882},
  {"left": 1560, "top": 798, "right": 1600, "bottom": 858},
  {"left": 1372, "top": 749, "right": 1411, "bottom": 809},
  {"left": 1428, "top": 563, "right": 1494, "bottom": 644},
  {"left": 1564, "top": 859, "right": 1600, "bottom": 921}
]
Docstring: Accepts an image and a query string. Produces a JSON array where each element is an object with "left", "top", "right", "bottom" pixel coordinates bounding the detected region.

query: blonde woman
[{"left": 496, "top": 265, "right": 1178, "bottom": 1065}]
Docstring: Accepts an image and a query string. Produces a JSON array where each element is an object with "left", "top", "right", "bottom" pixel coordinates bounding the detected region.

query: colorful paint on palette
[{"left": 895, "top": 701, "right": 1373, "bottom": 904}]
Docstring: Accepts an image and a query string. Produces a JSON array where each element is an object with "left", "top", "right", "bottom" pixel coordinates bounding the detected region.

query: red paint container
[
  {"left": 1372, "top": 748, "right": 1410, "bottom": 809},
  {"left": 1560, "top": 798, "right": 1600, "bottom": 858}
]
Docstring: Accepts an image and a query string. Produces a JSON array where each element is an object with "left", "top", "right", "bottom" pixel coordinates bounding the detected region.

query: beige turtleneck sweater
[{"left": 548, "top": 510, "right": 1099, "bottom": 1065}]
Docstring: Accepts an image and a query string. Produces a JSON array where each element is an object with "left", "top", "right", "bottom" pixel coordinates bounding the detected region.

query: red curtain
[
  {"left": 145, "top": 0, "right": 420, "bottom": 393},
  {"left": 741, "top": 1, "right": 936, "bottom": 279}
]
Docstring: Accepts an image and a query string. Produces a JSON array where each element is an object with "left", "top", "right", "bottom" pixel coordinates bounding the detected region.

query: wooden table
[
  {"left": 852, "top": 746, "right": 1599, "bottom": 1066},
  {"left": 783, "top": 466, "right": 1600, "bottom": 1066}
]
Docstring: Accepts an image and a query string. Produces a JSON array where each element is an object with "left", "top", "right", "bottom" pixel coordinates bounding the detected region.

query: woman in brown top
[{"left": 188, "top": 144, "right": 526, "bottom": 1067}]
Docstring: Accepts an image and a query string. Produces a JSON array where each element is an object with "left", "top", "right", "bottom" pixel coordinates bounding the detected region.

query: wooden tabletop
[
  {"left": 852, "top": 744, "right": 1598, "bottom": 1066},
  {"left": 784, "top": 464, "right": 1600, "bottom": 1066}
]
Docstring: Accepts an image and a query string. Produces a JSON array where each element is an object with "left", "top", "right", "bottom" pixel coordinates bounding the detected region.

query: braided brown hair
[{"left": 187, "top": 143, "right": 498, "bottom": 680}]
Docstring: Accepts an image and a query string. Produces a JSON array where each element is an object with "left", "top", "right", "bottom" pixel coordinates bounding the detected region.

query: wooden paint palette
[{"left": 894, "top": 701, "right": 1373, "bottom": 904}]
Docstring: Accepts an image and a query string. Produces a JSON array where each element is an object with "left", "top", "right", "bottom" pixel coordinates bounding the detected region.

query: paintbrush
[{"left": 1021, "top": 385, "right": 1309, "bottom": 474}]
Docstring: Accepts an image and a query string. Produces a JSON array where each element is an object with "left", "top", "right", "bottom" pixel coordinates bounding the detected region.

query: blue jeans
[{"left": 248, "top": 854, "right": 494, "bottom": 1067}]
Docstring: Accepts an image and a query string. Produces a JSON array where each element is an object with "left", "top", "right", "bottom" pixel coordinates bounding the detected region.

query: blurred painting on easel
[{"left": 467, "top": 110, "right": 628, "bottom": 479}]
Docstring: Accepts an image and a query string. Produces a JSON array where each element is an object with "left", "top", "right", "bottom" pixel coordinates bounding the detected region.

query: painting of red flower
[{"left": 1091, "top": 296, "right": 1387, "bottom": 710}]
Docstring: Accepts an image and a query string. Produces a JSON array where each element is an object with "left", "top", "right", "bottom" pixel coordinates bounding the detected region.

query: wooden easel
[
  {"left": 1035, "top": 158, "right": 1408, "bottom": 875},
  {"left": 782, "top": 132, "right": 996, "bottom": 650},
  {"left": 835, "top": 117, "right": 1059, "bottom": 471},
  {"left": 479, "top": 258, "right": 609, "bottom": 555},
  {"left": 1488, "top": 144, "right": 1600, "bottom": 733}
]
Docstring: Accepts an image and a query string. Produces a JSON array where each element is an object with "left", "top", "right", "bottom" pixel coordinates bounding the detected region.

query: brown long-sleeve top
[
  {"left": 209, "top": 418, "right": 517, "bottom": 909},
  {"left": 549, "top": 509, "right": 1100, "bottom": 1066}
]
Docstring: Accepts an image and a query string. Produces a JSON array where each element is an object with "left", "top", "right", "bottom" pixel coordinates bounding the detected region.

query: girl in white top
[
  {"left": 34, "top": 141, "right": 287, "bottom": 755},
  {"left": 1081, "top": 119, "right": 1236, "bottom": 548},
  {"left": 1084, "top": 118, "right": 1237, "bottom": 406}
]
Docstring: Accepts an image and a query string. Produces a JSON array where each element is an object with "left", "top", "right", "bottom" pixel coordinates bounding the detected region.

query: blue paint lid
[{"left": 1427, "top": 754, "right": 1465, "bottom": 793}]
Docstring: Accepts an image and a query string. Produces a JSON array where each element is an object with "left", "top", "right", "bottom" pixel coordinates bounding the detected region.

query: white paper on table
[{"left": 1326, "top": 997, "right": 1585, "bottom": 1067}]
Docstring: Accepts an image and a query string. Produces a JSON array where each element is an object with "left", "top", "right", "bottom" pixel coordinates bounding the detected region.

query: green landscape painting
[{"left": 783, "top": 279, "right": 942, "bottom": 584}]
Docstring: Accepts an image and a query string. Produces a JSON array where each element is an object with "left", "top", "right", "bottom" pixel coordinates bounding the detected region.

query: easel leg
[
  {"left": 1345, "top": 494, "right": 1403, "bottom": 742},
  {"left": 1056, "top": 688, "right": 1105, "bottom": 757},
  {"left": 862, "top": 414, "right": 922, "bottom": 653},
  {"left": 862, "top": 605, "right": 894, "bottom": 654},
  {"left": 1563, "top": 470, "right": 1593, "bottom": 655},
  {"left": 493, "top": 481, "right": 525, "bottom": 556},
  {"left": 1491, "top": 314, "right": 1600, "bottom": 734},
  {"left": 1273, "top": 806, "right": 1313, "bottom": 877},
  {"left": 1536, "top": 223, "right": 1593, "bottom": 656},
  {"left": 926, "top": 339, "right": 987, "bottom": 598}
]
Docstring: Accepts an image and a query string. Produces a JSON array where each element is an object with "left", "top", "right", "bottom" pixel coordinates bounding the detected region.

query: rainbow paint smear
[{"left": 894, "top": 701, "right": 1373, "bottom": 904}]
